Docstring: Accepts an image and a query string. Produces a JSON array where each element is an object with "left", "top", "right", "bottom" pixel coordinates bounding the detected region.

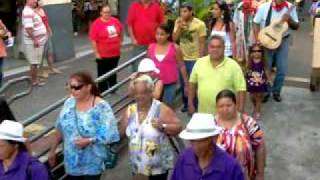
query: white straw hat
[
  {"left": 0, "top": 120, "right": 26, "bottom": 142},
  {"left": 138, "top": 58, "right": 160, "bottom": 74},
  {"left": 179, "top": 113, "right": 223, "bottom": 140}
]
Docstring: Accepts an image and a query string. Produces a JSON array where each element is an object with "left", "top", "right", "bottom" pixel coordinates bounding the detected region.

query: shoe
[
  {"left": 262, "top": 94, "right": 270, "bottom": 103},
  {"left": 38, "top": 70, "right": 49, "bottom": 79},
  {"left": 32, "top": 80, "right": 46, "bottom": 87},
  {"left": 181, "top": 106, "right": 188, "bottom": 112},
  {"left": 48, "top": 68, "right": 62, "bottom": 74},
  {"left": 273, "top": 94, "right": 282, "bottom": 102}
]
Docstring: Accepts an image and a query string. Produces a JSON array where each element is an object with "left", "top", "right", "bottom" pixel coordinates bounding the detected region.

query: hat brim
[
  {"left": 179, "top": 129, "right": 221, "bottom": 140},
  {"left": 0, "top": 134, "right": 26, "bottom": 143}
]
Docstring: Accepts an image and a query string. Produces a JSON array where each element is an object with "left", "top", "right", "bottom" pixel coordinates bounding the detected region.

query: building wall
[{"left": 43, "top": 2, "right": 75, "bottom": 61}]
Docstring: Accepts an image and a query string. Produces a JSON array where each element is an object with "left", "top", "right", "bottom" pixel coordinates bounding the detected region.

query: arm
[
  {"left": 48, "top": 130, "right": 63, "bottom": 167},
  {"left": 172, "top": 18, "right": 183, "bottom": 42},
  {"left": 199, "top": 36, "right": 206, "bottom": 57},
  {"left": 253, "top": 23, "right": 261, "bottom": 43},
  {"left": 176, "top": 45, "right": 188, "bottom": 89},
  {"left": 128, "top": 26, "right": 137, "bottom": 45},
  {"left": 255, "top": 140, "right": 266, "bottom": 180},
  {"left": 89, "top": 22, "right": 100, "bottom": 58},
  {"left": 153, "top": 80, "right": 163, "bottom": 100},
  {"left": 159, "top": 103, "right": 182, "bottom": 136},
  {"left": 118, "top": 107, "right": 129, "bottom": 138},
  {"left": 229, "top": 22, "right": 237, "bottom": 57},
  {"left": 25, "top": 28, "right": 39, "bottom": 48},
  {"left": 236, "top": 91, "right": 246, "bottom": 113},
  {"left": 90, "top": 40, "right": 100, "bottom": 59},
  {"left": 188, "top": 82, "right": 197, "bottom": 115}
]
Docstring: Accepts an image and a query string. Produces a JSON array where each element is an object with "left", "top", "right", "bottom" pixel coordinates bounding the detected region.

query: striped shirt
[{"left": 22, "top": 6, "right": 48, "bottom": 45}]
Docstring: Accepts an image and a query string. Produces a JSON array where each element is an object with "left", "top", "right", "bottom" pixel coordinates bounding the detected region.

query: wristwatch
[
  {"left": 89, "top": 137, "right": 96, "bottom": 144},
  {"left": 160, "top": 123, "right": 167, "bottom": 132}
]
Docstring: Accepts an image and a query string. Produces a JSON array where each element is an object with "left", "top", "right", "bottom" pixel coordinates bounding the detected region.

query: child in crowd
[{"left": 245, "top": 44, "right": 270, "bottom": 120}]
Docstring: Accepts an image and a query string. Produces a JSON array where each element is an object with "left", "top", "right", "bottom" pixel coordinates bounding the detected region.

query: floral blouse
[
  {"left": 126, "top": 99, "right": 175, "bottom": 176},
  {"left": 216, "top": 113, "right": 264, "bottom": 180},
  {"left": 56, "top": 97, "right": 120, "bottom": 176}
]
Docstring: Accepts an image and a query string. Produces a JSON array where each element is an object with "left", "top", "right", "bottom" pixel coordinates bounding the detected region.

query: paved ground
[{"left": 2, "top": 3, "right": 320, "bottom": 179}]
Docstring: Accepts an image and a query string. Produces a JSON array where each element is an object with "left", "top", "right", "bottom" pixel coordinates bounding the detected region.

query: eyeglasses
[
  {"left": 68, "top": 84, "right": 85, "bottom": 91},
  {"left": 251, "top": 50, "right": 263, "bottom": 53}
]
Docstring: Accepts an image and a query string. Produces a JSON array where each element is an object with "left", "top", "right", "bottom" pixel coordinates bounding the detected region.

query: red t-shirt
[
  {"left": 89, "top": 17, "right": 123, "bottom": 58},
  {"left": 127, "top": 2, "right": 164, "bottom": 45}
]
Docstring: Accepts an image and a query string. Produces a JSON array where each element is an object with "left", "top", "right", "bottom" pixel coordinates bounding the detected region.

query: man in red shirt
[{"left": 127, "top": 0, "right": 164, "bottom": 46}]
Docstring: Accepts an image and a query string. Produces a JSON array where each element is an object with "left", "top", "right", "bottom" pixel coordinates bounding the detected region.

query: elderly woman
[
  {"left": 48, "top": 71, "right": 120, "bottom": 180},
  {"left": 0, "top": 120, "right": 49, "bottom": 180},
  {"left": 128, "top": 58, "right": 164, "bottom": 100},
  {"left": 214, "top": 89, "right": 266, "bottom": 180},
  {"left": 172, "top": 113, "right": 244, "bottom": 180},
  {"left": 120, "top": 75, "right": 182, "bottom": 180}
]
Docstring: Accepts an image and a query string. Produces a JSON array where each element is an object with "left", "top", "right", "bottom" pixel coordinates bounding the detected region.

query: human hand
[
  {"left": 188, "top": 104, "right": 196, "bottom": 116},
  {"left": 129, "top": 72, "right": 139, "bottom": 80},
  {"left": 33, "top": 40, "right": 39, "bottom": 48},
  {"left": 282, "top": 14, "right": 291, "bottom": 23},
  {"left": 48, "top": 150, "right": 57, "bottom": 167},
  {"left": 151, "top": 118, "right": 162, "bottom": 130},
  {"left": 74, "top": 137, "right": 91, "bottom": 149},
  {"left": 255, "top": 173, "right": 264, "bottom": 180}
]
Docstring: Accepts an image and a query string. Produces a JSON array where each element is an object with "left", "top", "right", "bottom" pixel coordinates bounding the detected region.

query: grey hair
[
  {"left": 209, "top": 35, "right": 225, "bottom": 45},
  {"left": 133, "top": 75, "right": 154, "bottom": 92}
]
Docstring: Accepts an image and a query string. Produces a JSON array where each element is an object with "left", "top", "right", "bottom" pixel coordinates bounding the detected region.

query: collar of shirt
[
  {"left": 0, "top": 150, "right": 29, "bottom": 176},
  {"left": 138, "top": 1, "right": 155, "bottom": 8},
  {"left": 210, "top": 57, "right": 228, "bottom": 69},
  {"left": 184, "top": 145, "right": 225, "bottom": 175}
]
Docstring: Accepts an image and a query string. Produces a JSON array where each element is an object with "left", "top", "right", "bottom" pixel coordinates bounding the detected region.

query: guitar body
[{"left": 258, "top": 18, "right": 288, "bottom": 49}]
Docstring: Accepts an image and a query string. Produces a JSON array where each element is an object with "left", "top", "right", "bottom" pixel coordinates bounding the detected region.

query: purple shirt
[
  {"left": 0, "top": 150, "right": 49, "bottom": 180},
  {"left": 171, "top": 145, "right": 244, "bottom": 180}
]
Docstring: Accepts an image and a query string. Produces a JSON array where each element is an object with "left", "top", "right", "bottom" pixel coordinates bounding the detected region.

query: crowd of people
[{"left": 0, "top": 0, "right": 311, "bottom": 179}]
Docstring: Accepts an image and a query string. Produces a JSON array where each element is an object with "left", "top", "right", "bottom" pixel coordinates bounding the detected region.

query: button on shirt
[
  {"left": 0, "top": 150, "right": 49, "bottom": 180},
  {"left": 189, "top": 56, "right": 246, "bottom": 114},
  {"left": 171, "top": 145, "right": 244, "bottom": 180},
  {"left": 253, "top": 2, "right": 299, "bottom": 37}
]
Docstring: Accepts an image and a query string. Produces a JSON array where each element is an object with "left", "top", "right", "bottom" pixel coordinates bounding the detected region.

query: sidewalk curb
[{"left": 3, "top": 42, "right": 132, "bottom": 80}]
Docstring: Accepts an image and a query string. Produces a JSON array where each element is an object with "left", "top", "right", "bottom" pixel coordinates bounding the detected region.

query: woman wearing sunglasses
[{"left": 48, "top": 71, "right": 120, "bottom": 180}]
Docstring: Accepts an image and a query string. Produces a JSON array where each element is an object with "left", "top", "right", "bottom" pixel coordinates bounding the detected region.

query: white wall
[{"left": 42, "top": 0, "right": 71, "bottom": 6}]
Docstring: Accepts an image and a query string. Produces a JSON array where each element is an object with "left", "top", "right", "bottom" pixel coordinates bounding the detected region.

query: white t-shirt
[
  {"left": 22, "top": 6, "right": 48, "bottom": 45},
  {"left": 253, "top": 2, "right": 299, "bottom": 37}
]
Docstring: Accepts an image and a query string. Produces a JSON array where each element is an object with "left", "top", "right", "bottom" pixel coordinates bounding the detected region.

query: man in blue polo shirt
[
  {"left": 171, "top": 113, "right": 244, "bottom": 180},
  {"left": 253, "top": 0, "right": 299, "bottom": 102}
]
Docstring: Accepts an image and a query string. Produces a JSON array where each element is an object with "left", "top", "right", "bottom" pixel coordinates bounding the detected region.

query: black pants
[
  {"left": 96, "top": 57, "right": 120, "bottom": 93},
  {"left": 66, "top": 174, "right": 101, "bottom": 180}
]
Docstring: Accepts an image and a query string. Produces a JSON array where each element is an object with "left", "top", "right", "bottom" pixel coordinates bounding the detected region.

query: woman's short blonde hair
[{"left": 133, "top": 75, "right": 154, "bottom": 92}]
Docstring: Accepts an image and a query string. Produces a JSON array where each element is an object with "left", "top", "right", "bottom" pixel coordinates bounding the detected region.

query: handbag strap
[{"left": 74, "top": 96, "right": 96, "bottom": 137}]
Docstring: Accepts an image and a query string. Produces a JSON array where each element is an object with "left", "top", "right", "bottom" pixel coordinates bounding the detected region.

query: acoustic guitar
[{"left": 258, "top": 4, "right": 295, "bottom": 50}]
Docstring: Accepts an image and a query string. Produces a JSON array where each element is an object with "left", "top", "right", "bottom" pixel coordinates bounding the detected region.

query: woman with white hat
[
  {"left": 128, "top": 58, "right": 164, "bottom": 100},
  {"left": 0, "top": 120, "right": 49, "bottom": 180},
  {"left": 171, "top": 113, "right": 244, "bottom": 180}
]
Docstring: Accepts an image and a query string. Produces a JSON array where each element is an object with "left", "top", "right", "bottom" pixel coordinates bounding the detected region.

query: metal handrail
[
  {"left": 22, "top": 51, "right": 146, "bottom": 127},
  {"left": 0, "top": 76, "right": 33, "bottom": 104}
]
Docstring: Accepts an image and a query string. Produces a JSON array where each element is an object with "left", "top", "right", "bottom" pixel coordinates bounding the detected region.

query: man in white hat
[
  {"left": 0, "top": 120, "right": 49, "bottom": 180},
  {"left": 171, "top": 113, "right": 244, "bottom": 180},
  {"left": 128, "top": 58, "right": 163, "bottom": 100}
]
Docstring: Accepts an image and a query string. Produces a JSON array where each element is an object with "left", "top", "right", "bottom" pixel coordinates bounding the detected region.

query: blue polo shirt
[{"left": 171, "top": 145, "right": 244, "bottom": 180}]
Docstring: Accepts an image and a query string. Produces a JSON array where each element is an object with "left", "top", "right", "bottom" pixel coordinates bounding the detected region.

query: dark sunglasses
[
  {"left": 68, "top": 84, "right": 85, "bottom": 91},
  {"left": 251, "top": 49, "right": 263, "bottom": 53}
]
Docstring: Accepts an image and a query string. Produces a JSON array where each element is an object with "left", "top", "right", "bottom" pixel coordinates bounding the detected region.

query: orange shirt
[{"left": 0, "top": 39, "right": 6, "bottom": 57}]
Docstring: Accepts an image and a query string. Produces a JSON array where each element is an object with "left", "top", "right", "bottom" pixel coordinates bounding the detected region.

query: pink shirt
[
  {"left": 90, "top": 17, "right": 123, "bottom": 58},
  {"left": 148, "top": 43, "right": 179, "bottom": 85},
  {"left": 0, "top": 39, "right": 6, "bottom": 57}
]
